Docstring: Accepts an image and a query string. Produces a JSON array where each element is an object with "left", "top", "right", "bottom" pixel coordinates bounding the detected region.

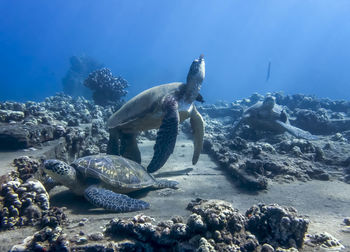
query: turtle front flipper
[
  {"left": 190, "top": 105, "right": 204, "bottom": 165},
  {"left": 147, "top": 96, "right": 179, "bottom": 173},
  {"left": 84, "top": 185, "right": 150, "bottom": 212},
  {"left": 276, "top": 121, "right": 318, "bottom": 140}
]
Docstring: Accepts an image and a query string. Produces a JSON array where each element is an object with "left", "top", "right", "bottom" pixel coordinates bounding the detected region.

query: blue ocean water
[{"left": 1, "top": 0, "right": 350, "bottom": 103}]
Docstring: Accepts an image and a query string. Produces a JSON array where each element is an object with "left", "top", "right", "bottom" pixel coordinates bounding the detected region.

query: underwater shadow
[
  {"left": 222, "top": 168, "right": 264, "bottom": 196},
  {"left": 154, "top": 168, "right": 194, "bottom": 178},
  {"left": 203, "top": 153, "right": 264, "bottom": 196},
  {"left": 234, "top": 184, "right": 262, "bottom": 196}
]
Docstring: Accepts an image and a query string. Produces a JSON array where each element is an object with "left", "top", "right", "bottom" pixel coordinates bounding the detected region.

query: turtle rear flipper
[
  {"left": 232, "top": 117, "right": 244, "bottom": 135},
  {"left": 107, "top": 128, "right": 120, "bottom": 155},
  {"left": 280, "top": 110, "right": 289, "bottom": 123},
  {"left": 84, "top": 185, "right": 150, "bottom": 212},
  {"left": 147, "top": 96, "right": 179, "bottom": 173},
  {"left": 190, "top": 105, "right": 204, "bottom": 165},
  {"left": 153, "top": 179, "right": 179, "bottom": 189},
  {"left": 276, "top": 121, "right": 318, "bottom": 140},
  {"left": 120, "top": 132, "right": 141, "bottom": 164}
]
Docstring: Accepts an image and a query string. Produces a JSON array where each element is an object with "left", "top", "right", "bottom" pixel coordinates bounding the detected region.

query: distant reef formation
[
  {"left": 84, "top": 67, "right": 129, "bottom": 106},
  {"left": 62, "top": 55, "right": 104, "bottom": 98}
]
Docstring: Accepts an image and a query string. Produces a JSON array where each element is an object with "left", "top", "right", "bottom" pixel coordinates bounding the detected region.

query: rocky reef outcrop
[
  {"left": 245, "top": 203, "right": 308, "bottom": 248},
  {"left": 0, "top": 94, "right": 116, "bottom": 160},
  {"left": 10, "top": 199, "right": 311, "bottom": 251},
  {"left": 84, "top": 68, "right": 129, "bottom": 106},
  {"left": 1, "top": 92, "right": 349, "bottom": 251},
  {"left": 0, "top": 124, "right": 55, "bottom": 150},
  {"left": 104, "top": 199, "right": 308, "bottom": 251},
  {"left": 197, "top": 92, "right": 350, "bottom": 190}
]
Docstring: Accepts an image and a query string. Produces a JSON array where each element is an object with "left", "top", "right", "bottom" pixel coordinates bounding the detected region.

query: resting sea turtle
[
  {"left": 233, "top": 96, "right": 317, "bottom": 140},
  {"left": 43, "top": 154, "right": 178, "bottom": 212},
  {"left": 107, "top": 55, "right": 205, "bottom": 173}
]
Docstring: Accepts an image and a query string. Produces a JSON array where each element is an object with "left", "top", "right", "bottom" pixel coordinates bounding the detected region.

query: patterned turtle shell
[{"left": 72, "top": 154, "right": 156, "bottom": 190}]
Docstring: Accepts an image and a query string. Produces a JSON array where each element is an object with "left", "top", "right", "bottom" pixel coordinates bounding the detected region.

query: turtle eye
[{"left": 44, "top": 160, "right": 59, "bottom": 171}]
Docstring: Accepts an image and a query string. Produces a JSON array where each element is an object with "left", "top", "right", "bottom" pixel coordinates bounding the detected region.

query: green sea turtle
[
  {"left": 107, "top": 55, "right": 205, "bottom": 173},
  {"left": 233, "top": 96, "right": 317, "bottom": 140},
  {"left": 43, "top": 154, "right": 178, "bottom": 212}
]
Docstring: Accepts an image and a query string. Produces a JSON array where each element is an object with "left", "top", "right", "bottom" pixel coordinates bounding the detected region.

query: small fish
[{"left": 266, "top": 60, "right": 271, "bottom": 82}]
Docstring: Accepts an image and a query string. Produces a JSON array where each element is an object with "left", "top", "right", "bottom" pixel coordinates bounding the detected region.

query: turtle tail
[{"left": 147, "top": 96, "right": 179, "bottom": 173}]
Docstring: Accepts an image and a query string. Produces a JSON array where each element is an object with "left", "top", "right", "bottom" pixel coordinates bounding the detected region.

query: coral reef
[
  {"left": 0, "top": 109, "right": 25, "bottom": 123},
  {"left": 9, "top": 198, "right": 343, "bottom": 251},
  {"left": 84, "top": 68, "right": 129, "bottom": 106},
  {"left": 10, "top": 226, "right": 70, "bottom": 252},
  {"left": 198, "top": 92, "right": 350, "bottom": 190},
  {"left": 62, "top": 55, "right": 104, "bottom": 98},
  {"left": 245, "top": 203, "right": 308, "bottom": 248},
  {"left": 1, "top": 92, "right": 350, "bottom": 250},
  {"left": 0, "top": 94, "right": 114, "bottom": 157},
  {"left": 304, "top": 232, "right": 345, "bottom": 250},
  {"left": 0, "top": 178, "right": 50, "bottom": 230},
  {"left": 104, "top": 199, "right": 308, "bottom": 251},
  {"left": 0, "top": 157, "right": 67, "bottom": 232},
  {"left": 12, "top": 156, "right": 41, "bottom": 181}
]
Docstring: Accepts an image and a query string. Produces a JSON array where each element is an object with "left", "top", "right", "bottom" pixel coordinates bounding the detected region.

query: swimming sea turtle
[
  {"left": 43, "top": 154, "right": 178, "bottom": 212},
  {"left": 233, "top": 96, "right": 317, "bottom": 140},
  {"left": 107, "top": 55, "right": 205, "bottom": 173}
]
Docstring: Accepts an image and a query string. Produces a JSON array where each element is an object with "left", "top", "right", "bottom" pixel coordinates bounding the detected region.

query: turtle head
[
  {"left": 184, "top": 54, "right": 205, "bottom": 103},
  {"left": 43, "top": 159, "right": 77, "bottom": 188},
  {"left": 262, "top": 96, "right": 276, "bottom": 110}
]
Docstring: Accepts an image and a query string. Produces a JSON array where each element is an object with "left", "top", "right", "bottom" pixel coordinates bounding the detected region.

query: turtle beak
[
  {"left": 186, "top": 55, "right": 205, "bottom": 85},
  {"left": 196, "top": 55, "right": 205, "bottom": 82}
]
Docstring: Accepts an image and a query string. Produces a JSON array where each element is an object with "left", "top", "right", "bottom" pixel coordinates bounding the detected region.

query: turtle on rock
[
  {"left": 233, "top": 96, "right": 317, "bottom": 140},
  {"left": 107, "top": 55, "right": 206, "bottom": 173},
  {"left": 43, "top": 154, "right": 178, "bottom": 212}
]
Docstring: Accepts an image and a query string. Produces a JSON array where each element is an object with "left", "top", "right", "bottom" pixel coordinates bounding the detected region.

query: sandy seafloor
[{"left": 0, "top": 132, "right": 349, "bottom": 251}]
